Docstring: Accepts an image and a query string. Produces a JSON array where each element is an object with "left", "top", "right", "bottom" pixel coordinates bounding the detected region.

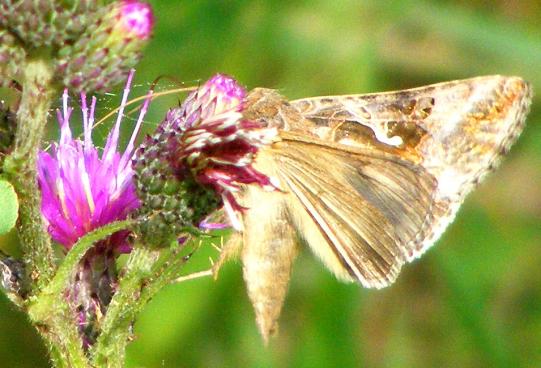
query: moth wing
[
  {"left": 270, "top": 138, "right": 437, "bottom": 288},
  {"left": 290, "top": 75, "right": 531, "bottom": 260}
]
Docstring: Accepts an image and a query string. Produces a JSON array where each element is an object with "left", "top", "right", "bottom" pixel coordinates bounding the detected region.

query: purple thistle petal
[
  {"left": 198, "top": 219, "right": 230, "bottom": 230},
  {"left": 38, "top": 70, "right": 149, "bottom": 251}
]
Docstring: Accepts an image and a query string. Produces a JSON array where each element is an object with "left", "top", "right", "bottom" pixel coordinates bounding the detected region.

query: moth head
[{"left": 243, "top": 88, "right": 303, "bottom": 131}]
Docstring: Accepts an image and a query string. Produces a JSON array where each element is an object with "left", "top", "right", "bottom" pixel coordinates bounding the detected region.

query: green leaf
[{"left": 0, "top": 179, "right": 18, "bottom": 235}]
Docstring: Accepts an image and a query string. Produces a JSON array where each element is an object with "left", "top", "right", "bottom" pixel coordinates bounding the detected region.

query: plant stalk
[
  {"left": 91, "top": 246, "right": 159, "bottom": 367},
  {"left": 2, "top": 56, "right": 89, "bottom": 367},
  {"left": 3, "top": 56, "right": 56, "bottom": 292}
]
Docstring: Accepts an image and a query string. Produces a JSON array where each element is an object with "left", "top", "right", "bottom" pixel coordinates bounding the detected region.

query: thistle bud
[
  {"left": 133, "top": 107, "right": 222, "bottom": 247},
  {"left": 133, "top": 74, "right": 277, "bottom": 247},
  {"left": 56, "top": 0, "right": 154, "bottom": 93},
  {"left": 0, "top": 0, "right": 100, "bottom": 48},
  {"left": 0, "top": 28, "right": 25, "bottom": 86}
]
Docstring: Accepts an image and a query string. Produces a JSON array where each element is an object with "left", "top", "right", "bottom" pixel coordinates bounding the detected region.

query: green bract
[{"left": 0, "top": 179, "right": 18, "bottom": 235}]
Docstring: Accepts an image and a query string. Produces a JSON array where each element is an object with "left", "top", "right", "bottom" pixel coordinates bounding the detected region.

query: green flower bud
[
  {"left": 55, "top": 0, "right": 154, "bottom": 93},
  {"left": 133, "top": 109, "right": 221, "bottom": 247},
  {"left": 0, "top": 0, "right": 101, "bottom": 48}
]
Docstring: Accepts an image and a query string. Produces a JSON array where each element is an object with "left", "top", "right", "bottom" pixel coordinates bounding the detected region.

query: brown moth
[{"left": 217, "top": 76, "right": 532, "bottom": 342}]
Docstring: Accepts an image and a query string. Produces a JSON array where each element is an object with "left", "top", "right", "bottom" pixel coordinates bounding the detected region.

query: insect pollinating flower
[
  {"left": 37, "top": 70, "right": 150, "bottom": 348},
  {"left": 133, "top": 74, "right": 278, "bottom": 246},
  {"left": 172, "top": 74, "right": 279, "bottom": 228},
  {"left": 38, "top": 71, "right": 147, "bottom": 251}
]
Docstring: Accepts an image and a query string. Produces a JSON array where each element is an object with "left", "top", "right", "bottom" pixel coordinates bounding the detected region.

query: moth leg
[{"left": 211, "top": 232, "right": 242, "bottom": 279}]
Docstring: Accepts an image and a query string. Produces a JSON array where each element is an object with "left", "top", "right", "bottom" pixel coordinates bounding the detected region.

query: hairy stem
[
  {"left": 37, "top": 311, "right": 91, "bottom": 368},
  {"left": 91, "top": 241, "right": 200, "bottom": 366},
  {"left": 26, "top": 221, "right": 134, "bottom": 368},
  {"left": 92, "top": 246, "right": 159, "bottom": 367},
  {"left": 2, "top": 56, "right": 91, "bottom": 367},
  {"left": 3, "top": 57, "right": 55, "bottom": 292}
]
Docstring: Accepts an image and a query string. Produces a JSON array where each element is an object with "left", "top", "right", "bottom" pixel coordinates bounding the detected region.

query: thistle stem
[
  {"left": 91, "top": 242, "right": 202, "bottom": 366},
  {"left": 2, "top": 57, "right": 89, "bottom": 367},
  {"left": 92, "top": 246, "right": 159, "bottom": 367},
  {"left": 3, "top": 57, "right": 55, "bottom": 292}
]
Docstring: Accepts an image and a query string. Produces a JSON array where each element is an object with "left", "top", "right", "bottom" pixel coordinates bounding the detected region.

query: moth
[{"left": 217, "top": 76, "right": 532, "bottom": 341}]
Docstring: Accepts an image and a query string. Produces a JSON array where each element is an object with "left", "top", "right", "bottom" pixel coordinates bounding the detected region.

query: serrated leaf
[{"left": 0, "top": 179, "right": 18, "bottom": 235}]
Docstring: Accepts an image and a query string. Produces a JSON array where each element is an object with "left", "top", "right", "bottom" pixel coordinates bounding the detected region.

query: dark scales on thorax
[{"left": 243, "top": 88, "right": 304, "bottom": 131}]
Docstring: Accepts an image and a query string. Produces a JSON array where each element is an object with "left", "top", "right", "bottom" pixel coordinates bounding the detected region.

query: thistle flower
[
  {"left": 134, "top": 74, "right": 278, "bottom": 246},
  {"left": 38, "top": 71, "right": 146, "bottom": 251},
  {"left": 114, "top": 0, "right": 154, "bottom": 40},
  {"left": 177, "top": 75, "right": 278, "bottom": 227},
  {"left": 37, "top": 70, "right": 150, "bottom": 348}
]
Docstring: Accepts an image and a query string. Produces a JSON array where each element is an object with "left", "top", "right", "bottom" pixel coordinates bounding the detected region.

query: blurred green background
[{"left": 1, "top": 0, "right": 541, "bottom": 367}]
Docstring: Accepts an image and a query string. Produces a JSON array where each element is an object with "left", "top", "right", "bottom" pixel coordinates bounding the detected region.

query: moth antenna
[{"left": 92, "top": 74, "right": 197, "bottom": 131}]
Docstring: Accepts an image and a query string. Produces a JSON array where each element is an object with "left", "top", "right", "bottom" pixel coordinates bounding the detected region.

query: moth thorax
[{"left": 243, "top": 88, "right": 300, "bottom": 130}]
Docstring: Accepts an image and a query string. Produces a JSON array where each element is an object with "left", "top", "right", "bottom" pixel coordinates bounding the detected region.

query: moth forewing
[{"left": 290, "top": 75, "right": 532, "bottom": 259}]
